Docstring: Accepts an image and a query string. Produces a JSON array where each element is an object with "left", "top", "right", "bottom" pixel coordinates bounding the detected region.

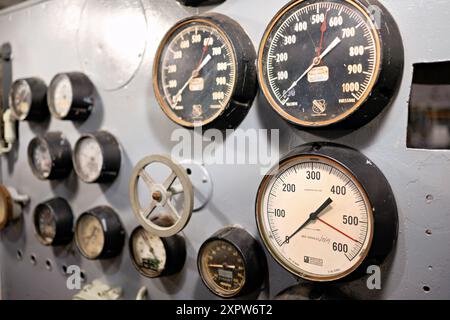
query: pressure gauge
[
  {"left": 73, "top": 131, "right": 121, "bottom": 183},
  {"left": 256, "top": 143, "right": 398, "bottom": 282},
  {"left": 198, "top": 226, "right": 267, "bottom": 298},
  {"left": 258, "top": 0, "right": 404, "bottom": 129},
  {"left": 0, "top": 185, "right": 29, "bottom": 231},
  {"left": 153, "top": 13, "right": 257, "bottom": 129},
  {"left": 47, "top": 72, "right": 94, "bottom": 121},
  {"left": 33, "top": 197, "right": 74, "bottom": 246},
  {"left": 75, "top": 206, "right": 125, "bottom": 260},
  {"left": 9, "top": 78, "right": 48, "bottom": 121},
  {"left": 129, "top": 226, "right": 186, "bottom": 278},
  {"left": 27, "top": 132, "right": 72, "bottom": 180}
]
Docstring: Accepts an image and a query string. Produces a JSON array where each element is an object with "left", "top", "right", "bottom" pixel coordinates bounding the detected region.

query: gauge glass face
[
  {"left": 257, "top": 155, "right": 373, "bottom": 281},
  {"left": 36, "top": 206, "right": 56, "bottom": 243},
  {"left": 199, "top": 240, "right": 246, "bottom": 297},
  {"left": 50, "top": 74, "right": 73, "bottom": 118},
  {"left": 156, "top": 20, "right": 237, "bottom": 127},
  {"left": 31, "top": 140, "right": 52, "bottom": 178},
  {"left": 76, "top": 214, "right": 105, "bottom": 259},
  {"left": 10, "top": 80, "right": 32, "bottom": 118},
  {"left": 260, "top": 0, "right": 380, "bottom": 127},
  {"left": 74, "top": 137, "right": 103, "bottom": 182},
  {"left": 131, "top": 227, "right": 167, "bottom": 277}
]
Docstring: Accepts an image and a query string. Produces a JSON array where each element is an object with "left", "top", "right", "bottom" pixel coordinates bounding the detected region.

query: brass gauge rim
[
  {"left": 257, "top": 0, "right": 382, "bottom": 128},
  {"left": 198, "top": 238, "right": 247, "bottom": 298},
  {"left": 255, "top": 154, "right": 374, "bottom": 282},
  {"left": 0, "top": 185, "right": 13, "bottom": 230},
  {"left": 152, "top": 17, "right": 238, "bottom": 128}
]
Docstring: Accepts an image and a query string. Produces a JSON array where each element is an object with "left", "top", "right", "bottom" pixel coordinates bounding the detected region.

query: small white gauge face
[
  {"left": 257, "top": 155, "right": 373, "bottom": 281},
  {"left": 131, "top": 227, "right": 167, "bottom": 277},
  {"left": 76, "top": 214, "right": 105, "bottom": 259},
  {"left": 32, "top": 141, "right": 52, "bottom": 178},
  {"left": 74, "top": 137, "right": 103, "bottom": 183},
  {"left": 199, "top": 240, "right": 246, "bottom": 297},
  {"left": 50, "top": 74, "right": 73, "bottom": 118},
  {"left": 36, "top": 207, "right": 56, "bottom": 244},
  {"left": 10, "top": 80, "right": 32, "bottom": 119}
]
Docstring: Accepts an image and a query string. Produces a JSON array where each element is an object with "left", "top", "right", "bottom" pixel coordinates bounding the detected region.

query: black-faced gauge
[
  {"left": 75, "top": 206, "right": 125, "bottom": 260},
  {"left": 198, "top": 226, "right": 267, "bottom": 298},
  {"left": 153, "top": 13, "right": 257, "bottom": 129},
  {"left": 73, "top": 131, "right": 121, "bottom": 184},
  {"left": 27, "top": 132, "right": 72, "bottom": 180},
  {"left": 258, "top": 0, "right": 404, "bottom": 129},
  {"left": 0, "top": 185, "right": 29, "bottom": 231},
  {"left": 256, "top": 143, "right": 398, "bottom": 281},
  {"left": 33, "top": 197, "right": 74, "bottom": 246},
  {"left": 9, "top": 78, "right": 48, "bottom": 121},
  {"left": 47, "top": 72, "right": 94, "bottom": 121},
  {"left": 129, "top": 226, "right": 186, "bottom": 278}
]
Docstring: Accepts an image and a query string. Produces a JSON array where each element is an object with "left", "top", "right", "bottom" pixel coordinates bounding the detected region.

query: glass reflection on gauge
[
  {"left": 10, "top": 80, "right": 32, "bottom": 118},
  {"left": 32, "top": 141, "right": 52, "bottom": 179},
  {"left": 74, "top": 136, "right": 104, "bottom": 183},
  {"left": 36, "top": 206, "right": 56, "bottom": 244},
  {"left": 76, "top": 214, "right": 105, "bottom": 259},
  {"left": 50, "top": 74, "right": 73, "bottom": 118}
]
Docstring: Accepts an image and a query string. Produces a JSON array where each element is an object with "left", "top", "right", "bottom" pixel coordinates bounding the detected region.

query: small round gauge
[
  {"left": 27, "top": 132, "right": 72, "bottom": 180},
  {"left": 47, "top": 72, "right": 94, "bottom": 121},
  {"left": 154, "top": 13, "right": 257, "bottom": 129},
  {"left": 75, "top": 206, "right": 125, "bottom": 260},
  {"left": 0, "top": 185, "right": 29, "bottom": 231},
  {"left": 9, "top": 78, "right": 49, "bottom": 121},
  {"left": 198, "top": 226, "right": 266, "bottom": 298},
  {"left": 129, "top": 226, "right": 186, "bottom": 278},
  {"left": 258, "top": 0, "right": 404, "bottom": 128},
  {"left": 256, "top": 143, "right": 398, "bottom": 281},
  {"left": 73, "top": 131, "right": 121, "bottom": 183},
  {"left": 33, "top": 198, "right": 74, "bottom": 246}
]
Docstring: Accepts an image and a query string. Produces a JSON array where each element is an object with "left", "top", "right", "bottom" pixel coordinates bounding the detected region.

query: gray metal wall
[{"left": 0, "top": 0, "right": 449, "bottom": 300}]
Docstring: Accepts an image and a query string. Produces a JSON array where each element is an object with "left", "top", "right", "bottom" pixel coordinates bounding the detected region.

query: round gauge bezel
[
  {"left": 75, "top": 212, "right": 105, "bottom": 260},
  {"left": 258, "top": 0, "right": 388, "bottom": 128},
  {"left": 0, "top": 185, "right": 13, "bottom": 230},
  {"left": 198, "top": 237, "right": 247, "bottom": 298},
  {"left": 33, "top": 203, "right": 57, "bottom": 246},
  {"left": 256, "top": 153, "right": 375, "bottom": 282},
  {"left": 153, "top": 16, "right": 239, "bottom": 128},
  {"left": 9, "top": 78, "right": 48, "bottom": 121}
]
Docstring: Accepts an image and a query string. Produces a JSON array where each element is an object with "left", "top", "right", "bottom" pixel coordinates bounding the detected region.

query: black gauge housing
[
  {"left": 33, "top": 197, "right": 74, "bottom": 246},
  {"left": 48, "top": 72, "right": 94, "bottom": 121},
  {"left": 75, "top": 206, "right": 125, "bottom": 260},
  {"left": 73, "top": 131, "right": 121, "bottom": 184},
  {"left": 198, "top": 226, "right": 267, "bottom": 298},
  {"left": 129, "top": 226, "right": 186, "bottom": 278},
  {"left": 177, "top": 0, "right": 225, "bottom": 7},
  {"left": 9, "top": 78, "right": 49, "bottom": 121},
  {"left": 27, "top": 132, "right": 72, "bottom": 180}
]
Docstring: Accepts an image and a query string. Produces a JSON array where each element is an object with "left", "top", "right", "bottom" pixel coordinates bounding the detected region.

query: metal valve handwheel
[{"left": 129, "top": 155, "right": 194, "bottom": 237}]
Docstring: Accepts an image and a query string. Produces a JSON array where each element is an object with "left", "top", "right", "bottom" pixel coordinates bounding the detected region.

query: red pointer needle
[
  {"left": 316, "top": 11, "right": 328, "bottom": 57},
  {"left": 317, "top": 217, "right": 361, "bottom": 244}
]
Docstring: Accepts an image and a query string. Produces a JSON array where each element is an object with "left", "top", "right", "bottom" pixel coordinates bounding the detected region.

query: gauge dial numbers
[
  {"left": 258, "top": 0, "right": 404, "bottom": 128},
  {"left": 198, "top": 227, "right": 266, "bottom": 298},
  {"left": 129, "top": 226, "right": 186, "bottom": 278},
  {"left": 73, "top": 131, "right": 121, "bottom": 184},
  {"left": 33, "top": 198, "right": 74, "bottom": 246},
  {"left": 9, "top": 78, "right": 48, "bottom": 121},
  {"left": 75, "top": 206, "right": 125, "bottom": 260},
  {"left": 256, "top": 143, "right": 398, "bottom": 281},
  {"left": 27, "top": 132, "right": 72, "bottom": 180},
  {"left": 154, "top": 13, "right": 257, "bottom": 129},
  {"left": 47, "top": 72, "right": 94, "bottom": 121}
]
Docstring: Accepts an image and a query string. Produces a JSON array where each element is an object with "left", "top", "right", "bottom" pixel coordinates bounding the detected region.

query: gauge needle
[
  {"left": 281, "top": 197, "right": 333, "bottom": 246},
  {"left": 317, "top": 217, "right": 361, "bottom": 243},
  {"left": 281, "top": 37, "right": 342, "bottom": 103},
  {"left": 172, "top": 54, "right": 212, "bottom": 105}
]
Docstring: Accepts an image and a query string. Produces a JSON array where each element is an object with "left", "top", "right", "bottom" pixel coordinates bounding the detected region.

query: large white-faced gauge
[
  {"left": 129, "top": 226, "right": 186, "bottom": 278},
  {"left": 33, "top": 197, "right": 74, "bottom": 246},
  {"left": 27, "top": 132, "right": 72, "bottom": 180},
  {"left": 258, "top": 0, "right": 404, "bottom": 128},
  {"left": 73, "top": 131, "right": 121, "bottom": 184},
  {"left": 75, "top": 206, "right": 125, "bottom": 260},
  {"left": 153, "top": 13, "right": 257, "bottom": 129},
  {"left": 9, "top": 78, "right": 49, "bottom": 121},
  {"left": 47, "top": 72, "right": 94, "bottom": 121},
  {"left": 256, "top": 143, "right": 398, "bottom": 281},
  {"left": 198, "top": 226, "right": 267, "bottom": 298}
]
